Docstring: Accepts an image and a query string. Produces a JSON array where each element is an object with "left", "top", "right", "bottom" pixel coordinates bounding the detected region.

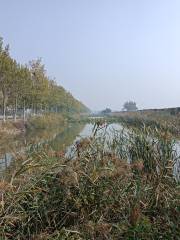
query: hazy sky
[{"left": 0, "top": 0, "right": 180, "bottom": 110}]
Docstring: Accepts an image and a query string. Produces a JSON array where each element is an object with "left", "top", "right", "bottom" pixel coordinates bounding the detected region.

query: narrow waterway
[
  {"left": 0, "top": 122, "right": 179, "bottom": 181},
  {"left": 0, "top": 123, "right": 123, "bottom": 176}
]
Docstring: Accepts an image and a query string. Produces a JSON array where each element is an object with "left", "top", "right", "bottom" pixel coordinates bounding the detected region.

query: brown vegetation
[{"left": 0, "top": 123, "right": 179, "bottom": 239}]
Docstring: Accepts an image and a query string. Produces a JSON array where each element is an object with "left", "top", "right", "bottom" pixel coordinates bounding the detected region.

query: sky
[{"left": 0, "top": 0, "right": 180, "bottom": 111}]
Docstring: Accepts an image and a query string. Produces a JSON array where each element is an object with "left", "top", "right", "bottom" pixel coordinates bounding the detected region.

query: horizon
[{"left": 0, "top": 0, "right": 180, "bottom": 111}]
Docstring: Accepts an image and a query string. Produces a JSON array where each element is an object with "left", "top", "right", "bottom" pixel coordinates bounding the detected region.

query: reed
[{"left": 0, "top": 124, "right": 179, "bottom": 239}]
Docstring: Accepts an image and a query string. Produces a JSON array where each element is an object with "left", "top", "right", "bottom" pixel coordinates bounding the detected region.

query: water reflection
[
  {"left": 0, "top": 123, "right": 85, "bottom": 175},
  {"left": 66, "top": 123, "right": 124, "bottom": 158},
  {"left": 0, "top": 123, "right": 123, "bottom": 174},
  {"left": 1, "top": 123, "right": 179, "bottom": 181}
]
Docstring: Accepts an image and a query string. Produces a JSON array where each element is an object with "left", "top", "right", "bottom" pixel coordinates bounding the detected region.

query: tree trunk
[
  {"left": 35, "top": 103, "right": 38, "bottom": 115},
  {"left": 5, "top": 153, "right": 8, "bottom": 169},
  {"left": 31, "top": 103, "right": 34, "bottom": 115},
  {"left": 40, "top": 103, "right": 43, "bottom": 113},
  {"left": 2, "top": 95, "right": 6, "bottom": 122},
  {"left": 23, "top": 100, "right": 26, "bottom": 122},
  {"left": 14, "top": 97, "right": 17, "bottom": 122}
]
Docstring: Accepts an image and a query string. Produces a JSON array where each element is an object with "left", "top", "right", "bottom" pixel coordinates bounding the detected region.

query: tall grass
[
  {"left": 111, "top": 112, "right": 180, "bottom": 138},
  {"left": 0, "top": 123, "right": 179, "bottom": 239}
]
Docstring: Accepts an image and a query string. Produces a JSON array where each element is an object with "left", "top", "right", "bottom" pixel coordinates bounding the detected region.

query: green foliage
[{"left": 0, "top": 36, "right": 89, "bottom": 122}]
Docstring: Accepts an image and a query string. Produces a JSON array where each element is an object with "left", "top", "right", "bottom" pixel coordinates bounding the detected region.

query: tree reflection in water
[{"left": 0, "top": 123, "right": 85, "bottom": 177}]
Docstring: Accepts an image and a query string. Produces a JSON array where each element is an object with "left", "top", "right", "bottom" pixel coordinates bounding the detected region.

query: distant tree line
[{"left": 0, "top": 37, "right": 89, "bottom": 122}]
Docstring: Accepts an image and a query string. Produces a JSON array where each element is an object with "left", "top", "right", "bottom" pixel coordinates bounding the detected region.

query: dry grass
[{"left": 0, "top": 123, "right": 179, "bottom": 239}]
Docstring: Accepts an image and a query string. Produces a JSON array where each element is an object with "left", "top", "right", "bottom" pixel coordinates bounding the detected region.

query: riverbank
[
  {"left": 0, "top": 113, "right": 81, "bottom": 136},
  {"left": 27, "top": 113, "right": 66, "bottom": 130},
  {"left": 0, "top": 120, "right": 26, "bottom": 136}
]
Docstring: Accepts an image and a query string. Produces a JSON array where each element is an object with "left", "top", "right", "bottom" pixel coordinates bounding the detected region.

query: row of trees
[{"left": 0, "top": 37, "right": 88, "bottom": 122}]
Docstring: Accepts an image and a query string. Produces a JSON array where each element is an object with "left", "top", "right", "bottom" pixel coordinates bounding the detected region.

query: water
[
  {"left": 65, "top": 123, "right": 123, "bottom": 158},
  {"left": 0, "top": 123, "right": 84, "bottom": 174},
  {"left": 0, "top": 123, "right": 122, "bottom": 175},
  {"left": 0, "top": 122, "right": 179, "bottom": 181}
]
